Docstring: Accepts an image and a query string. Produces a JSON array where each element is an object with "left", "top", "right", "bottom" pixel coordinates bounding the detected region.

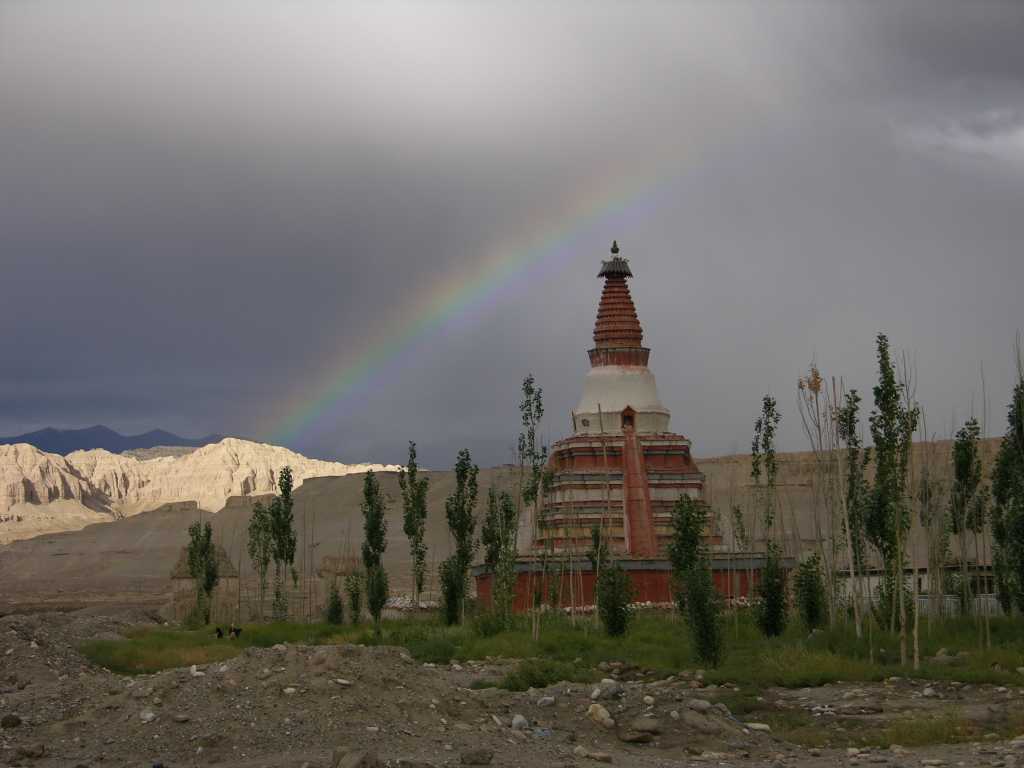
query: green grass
[
  {"left": 81, "top": 611, "right": 1024, "bottom": 693},
  {"left": 497, "top": 658, "right": 597, "bottom": 691},
  {"left": 81, "top": 622, "right": 344, "bottom": 675}
]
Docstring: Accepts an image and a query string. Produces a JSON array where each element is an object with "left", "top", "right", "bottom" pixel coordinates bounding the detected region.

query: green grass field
[{"left": 81, "top": 609, "right": 1024, "bottom": 692}]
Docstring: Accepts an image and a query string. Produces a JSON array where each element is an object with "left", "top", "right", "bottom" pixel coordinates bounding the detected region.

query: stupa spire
[{"left": 590, "top": 241, "right": 647, "bottom": 366}]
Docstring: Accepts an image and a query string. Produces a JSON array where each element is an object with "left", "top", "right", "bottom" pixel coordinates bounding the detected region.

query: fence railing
[{"left": 844, "top": 593, "right": 1003, "bottom": 617}]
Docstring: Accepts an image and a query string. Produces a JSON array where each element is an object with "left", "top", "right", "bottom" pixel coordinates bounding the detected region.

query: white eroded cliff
[{"left": 0, "top": 438, "right": 399, "bottom": 543}]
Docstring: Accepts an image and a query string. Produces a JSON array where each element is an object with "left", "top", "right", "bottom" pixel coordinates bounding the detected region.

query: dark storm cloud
[{"left": 2, "top": 2, "right": 1023, "bottom": 467}]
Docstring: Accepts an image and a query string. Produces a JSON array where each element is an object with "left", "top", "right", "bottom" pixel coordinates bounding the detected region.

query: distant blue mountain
[{"left": 0, "top": 425, "right": 226, "bottom": 455}]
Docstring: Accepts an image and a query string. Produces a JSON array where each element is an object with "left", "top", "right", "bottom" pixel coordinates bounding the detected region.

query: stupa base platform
[{"left": 471, "top": 553, "right": 786, "bottom": 614}]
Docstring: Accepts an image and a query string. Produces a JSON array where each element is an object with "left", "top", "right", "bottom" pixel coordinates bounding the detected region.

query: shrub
[
  {"left": 794, "top": 553, "right": 826, "bottom": 630},
  {"left": 345, "top": 572, "right": 363, "bottom": 625},
  {"left": 407, "top": 635, "right": 457, "bottom": 664},
  {"left": 756, "top": 543, "right": 788, "bottom": 637},
  {"left": 597, "top": 561, "right": 633, "bottom": 637},
  {"left": 472, "top": 610, "right": 507, "bottom": 638},
  {"left": 325, "top": 583, "right": 344, "bottom": 625}
]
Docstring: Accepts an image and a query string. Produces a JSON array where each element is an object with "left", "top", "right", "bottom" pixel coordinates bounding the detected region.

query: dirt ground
[{"left": 3, "top": 609, "right": 1024, "bottom": 768}]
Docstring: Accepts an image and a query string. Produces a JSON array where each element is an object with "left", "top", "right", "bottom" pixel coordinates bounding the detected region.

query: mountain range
[{"left": 0, "top": 425, "right": 226, "bottom": 455}]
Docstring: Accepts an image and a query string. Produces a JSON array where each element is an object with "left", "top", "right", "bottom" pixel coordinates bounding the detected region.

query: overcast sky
[{"left": 2, "top": 2, "right": 1023, "bottom": 468}]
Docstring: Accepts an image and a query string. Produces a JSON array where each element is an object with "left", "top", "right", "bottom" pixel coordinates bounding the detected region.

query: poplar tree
[
  {"left": 668, "top": 495, "right": 723, "bottom": 666},
  {"left": 836, "top": 390, "right": 870, "bottom": 636},
  {"left": 867, "top": 334, "right": 918, "bottom": 664},
  {"left": 440, "top": 449, "right": 479, "bottom": 625},
  {"left": 187, "top": 519, "right": 219, "bottom": 625},
  {"left": 518, "top": 374, "right": 548, "bottom": 639},
  {"left": 269, "top": 466, "right": 297, "bottom": 621},
  {"left": 992, "top": 361, "right": 1024, "bottom": 612},
  {"left": 360, "top": 469, "right": 389, "bottom": 634},
  {"left": 752, "top": 395, "right": 787, "bottom": 637},
  {"left": 950, "top": 418, "right": 985, "bottom": 615},
  {"left": 247, "top": 501, "right": 273, "bottom": 620},
  {"left": 345, "top": 571, "right": 364, "bottom": 625},
  {"left": 481, "top": 486, "right": 517, "bottom": 569},
  {"left": 398, "top": 441, "right": 429, "bottom": 606},
  {"left": 667, "top": 495, "right": 709, "bottom": 612},
  {"left": 481, "top": 486, "right": 519, "bottom": 628}
]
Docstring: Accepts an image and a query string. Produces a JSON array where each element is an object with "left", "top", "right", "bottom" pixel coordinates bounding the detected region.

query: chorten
[
  {"left": 533, "top": 241, "right": 706, "bottom": 558},
  {"left": 473, "top": 242, "right": 747, "bottom": 611}
]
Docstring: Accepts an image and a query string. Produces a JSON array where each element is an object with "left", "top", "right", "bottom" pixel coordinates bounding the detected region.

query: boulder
[{"left": 686, "top": 698, "right": 713, "bottom": 713}]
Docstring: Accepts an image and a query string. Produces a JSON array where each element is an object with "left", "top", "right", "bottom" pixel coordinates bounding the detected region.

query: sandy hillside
[{"left": 0, "top": 468, "right": 518, "bottom": 612}]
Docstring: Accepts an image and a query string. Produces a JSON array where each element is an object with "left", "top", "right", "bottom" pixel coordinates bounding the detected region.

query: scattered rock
[
  {"left": 537, "top": 696, "right": 555, "bottom": 708},
  {"left": 747, "top": 722, "right": 772, "bottom": 732},
  {"left": 139, "top": 709, "right": 156, "bottom": 723},
  {"left": 587, "top": 702, "right": 615, "bottom": 729},
  {"left": 591, "top": 679, "right": 624, "bottom": 700},
  {"left": 16, "top": 744, "right": 46, "bottom": 759},
  {"left": 574, "top": 745, "right": 612, "bottom": 763},
  {"left": 687, "top": 698, "right": 713, "bottom": 712},
  {"left": 923, "top": 686, "right": 937, "bottom": 698},
  {"left": 460, "top": 748, "right": 494, "bottom": 765},
  {"left": 629, "top": 716, "right": 661, "bottom": 734},
  {"left": 511, "top": 714, "right": 529, "bottom": 730},
  {"left": 643, "top": 694, "right": 655, "bottom": 705},
  {"left": 619, "top": 730, "right": 653, "bottom": 743},
  {"left": 1, "top": 713, "right": 21, "bottom": 728},
  {"left": 333, "top": 747, "right": 383, "bottom": 768},
  {"left": 682, "top": 709, "right": 722, "bottom": 735}
]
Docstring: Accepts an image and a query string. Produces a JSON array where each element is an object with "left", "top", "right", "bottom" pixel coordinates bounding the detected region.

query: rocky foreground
[{"left": 4, "top": 611, "right": 1024, "bottom": 767}]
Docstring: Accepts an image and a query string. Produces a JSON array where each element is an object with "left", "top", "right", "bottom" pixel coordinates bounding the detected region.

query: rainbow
[{"left": 269, "top": 168, "right": 679, "bottom": 448}]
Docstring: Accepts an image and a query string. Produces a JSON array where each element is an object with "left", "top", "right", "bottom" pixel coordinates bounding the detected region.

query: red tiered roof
[{"left": 589, "top": 242, "right": 650, "bottom": 367}]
